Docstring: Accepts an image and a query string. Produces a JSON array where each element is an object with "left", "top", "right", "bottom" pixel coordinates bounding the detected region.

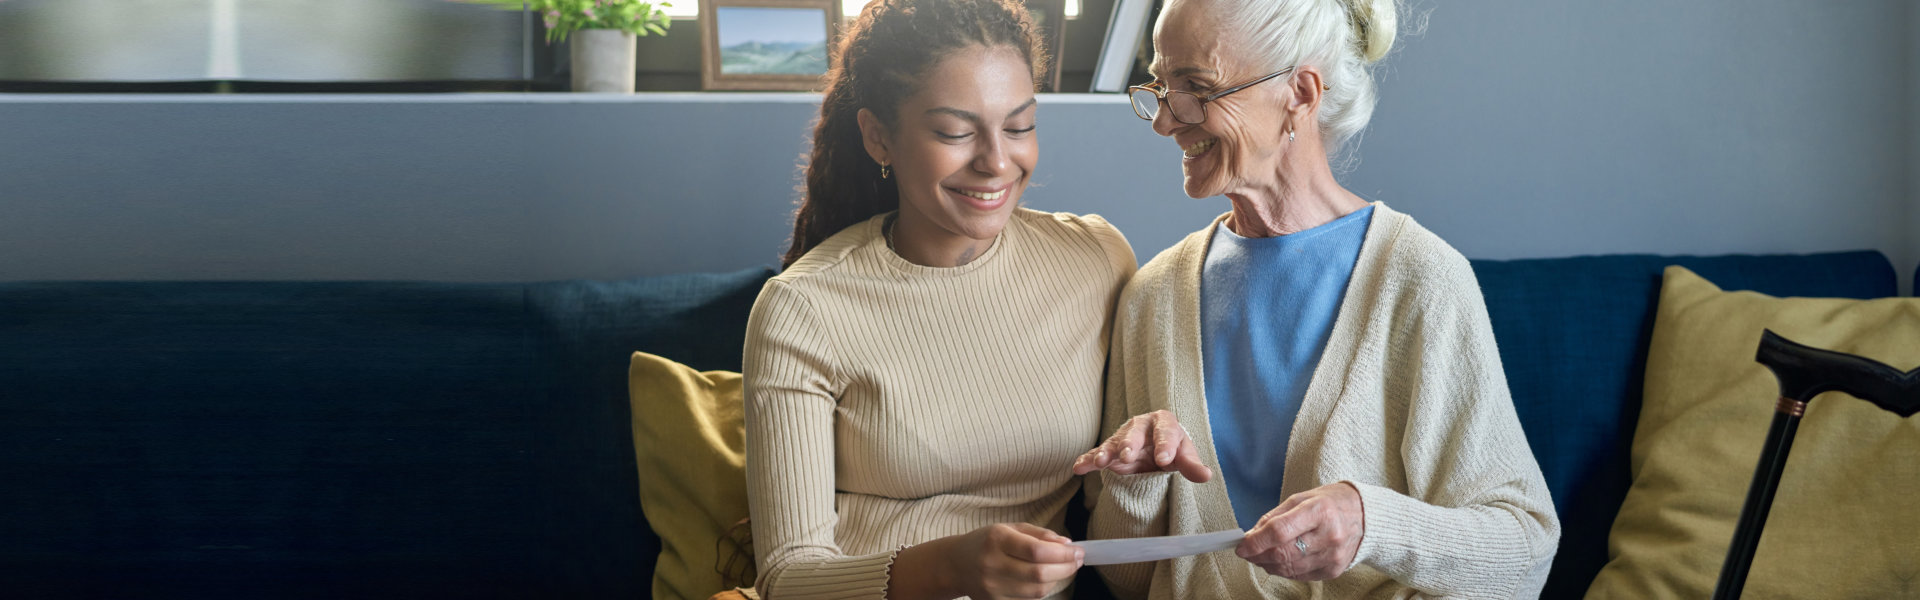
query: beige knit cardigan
[{"left": 1087, "top": 203, "right": 1560, "bottom": 600}]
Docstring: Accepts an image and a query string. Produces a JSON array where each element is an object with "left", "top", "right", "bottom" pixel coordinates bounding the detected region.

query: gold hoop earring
[{"left": 880, "top": 162, "right": 891, "bottom": 179}]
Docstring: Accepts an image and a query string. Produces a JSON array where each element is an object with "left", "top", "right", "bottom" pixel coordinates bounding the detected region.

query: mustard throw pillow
[
  {"left": 629, "top": 352, "right": 753, "bottom": 600},
  {"left": 1585, "top": 267, "right": 1920, "bottom": 599}
]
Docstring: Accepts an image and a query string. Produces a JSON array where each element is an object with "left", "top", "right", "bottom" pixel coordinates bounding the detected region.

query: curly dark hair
[{"left": 781, "top": 0, "right": 1049, "bottom": 268}]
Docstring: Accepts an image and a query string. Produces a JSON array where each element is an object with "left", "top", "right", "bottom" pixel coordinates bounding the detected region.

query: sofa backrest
[
  {"left": 1471, "top": 250, "right": 1895, "bottom": 598},
  {"left": 0, "top": 268, "right": 772, "bottom": 599},
  {"left": 2, "top": 252, "right": 1897, "bottom": 598}
]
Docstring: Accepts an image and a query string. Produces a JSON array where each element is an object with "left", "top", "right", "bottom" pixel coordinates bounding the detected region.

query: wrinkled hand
[
  {"left": 1070, "top": 410, "right": 1212, "bottom": 483},
  {"left": 947, "top": 523, "right": 1084, "bottom": 600},
  {"left": 1235, "top": 482, "right": 1366, "bottom": 581}
]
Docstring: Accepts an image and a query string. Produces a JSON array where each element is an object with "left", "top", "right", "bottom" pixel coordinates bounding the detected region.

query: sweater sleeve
[
  {"left": 1086, "top": 289, "right": 1173, "bottom": 600},
  {"left": 1347, "top": 258, "right": 1561, "bottom": 599},
  {"left": 1074, "top": 212, "right": 1140, "bottom": 285},
  {"left": 743, "top": 280, "right": 900, "bottom": 599}
]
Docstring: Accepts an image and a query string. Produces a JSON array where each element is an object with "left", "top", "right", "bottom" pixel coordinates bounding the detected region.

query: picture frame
[
  {"left": 1022, "top": 0, "right": 1066, "bottom": 92},
  {"left": 699, "top": 0, "right": 839, "bottom": 91}
]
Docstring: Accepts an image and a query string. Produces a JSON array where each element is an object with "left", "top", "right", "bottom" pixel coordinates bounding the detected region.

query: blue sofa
[{"left": 0, "top": 251, "right": 1897, "bottom": 599}]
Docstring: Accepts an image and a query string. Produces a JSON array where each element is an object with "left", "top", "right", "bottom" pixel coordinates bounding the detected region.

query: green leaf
[{"left": 462, "top": 0, "right": 671, "bottom": 39}]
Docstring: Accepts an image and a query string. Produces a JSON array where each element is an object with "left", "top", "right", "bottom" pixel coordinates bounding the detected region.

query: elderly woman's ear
[{"left": 1282, "top": 66, "right": 1326, "bottom": 137}]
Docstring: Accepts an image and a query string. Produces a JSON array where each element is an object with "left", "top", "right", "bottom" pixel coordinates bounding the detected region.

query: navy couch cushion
[
  {"left": 1470, "top": 251, "right": 1895, "bottom": 599},
  {"left": 0, "top": 268, "right": 772, "bottom": 599}
]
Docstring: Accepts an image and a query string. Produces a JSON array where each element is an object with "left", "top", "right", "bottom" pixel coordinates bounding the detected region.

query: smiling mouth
[
  {"left": 1182, "top": 138, "right": 1217, "bottom": 158},
  {"left": 951, "top": 188, "right": 1007, "bottom": 202}
]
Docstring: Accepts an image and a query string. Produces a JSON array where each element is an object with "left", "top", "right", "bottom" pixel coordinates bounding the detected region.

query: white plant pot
[{"left": 570, "top": 29, "right": 636, "bottom": 93}]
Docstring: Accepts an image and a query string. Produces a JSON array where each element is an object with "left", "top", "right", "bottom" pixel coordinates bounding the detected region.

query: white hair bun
[{"left": 1350, "top": 0, "right": 1397, "bottom": 63}]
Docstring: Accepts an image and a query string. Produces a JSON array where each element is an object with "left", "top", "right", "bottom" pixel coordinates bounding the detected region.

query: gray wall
[
  {"left": 0, "top": 95, "right": 1206, "bottom": 280},
  {"left": 0, "top": 0, "right": 1914, "bottom": 286},
  {"left": 1352, "top": 0, "right": 1913, "bottom": 291}
]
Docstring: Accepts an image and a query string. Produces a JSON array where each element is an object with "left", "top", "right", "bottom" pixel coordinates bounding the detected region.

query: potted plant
[{"left": 457, "top": 0, "right": 673, "bottom": 92}]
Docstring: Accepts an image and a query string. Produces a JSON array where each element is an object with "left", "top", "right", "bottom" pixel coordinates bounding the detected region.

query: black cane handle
[
  {"left": 1755, "top": 329, "right": 1920, "bottom": 417},
  {"left": 1716, "top": 329, "right": 1918, "bottom": 600}
]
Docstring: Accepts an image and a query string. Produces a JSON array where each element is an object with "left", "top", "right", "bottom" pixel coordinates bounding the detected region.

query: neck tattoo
[{"left": 888, "top": 215, "right": 984, "bottom": 267}]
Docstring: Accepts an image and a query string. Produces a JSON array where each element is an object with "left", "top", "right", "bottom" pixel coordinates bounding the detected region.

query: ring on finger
[{"left": 1294, "top": 537, "right": 1309, "bottom": 553}]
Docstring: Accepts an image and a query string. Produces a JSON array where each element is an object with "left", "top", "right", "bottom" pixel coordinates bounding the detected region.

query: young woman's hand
[
  {"left": 1235, "top": 482, "right": 1366, "bottom": 581},
  {"left": 1070, "top": 409, "right": 1212, "bottom": 483},
  {"left": 943, "top": 523, "right": 1084, "bottom": 600}
]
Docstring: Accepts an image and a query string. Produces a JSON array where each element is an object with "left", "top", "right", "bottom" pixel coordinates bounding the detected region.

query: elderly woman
[{"left": 1069, "top": 0, "right": 1559, "bottom": 598}]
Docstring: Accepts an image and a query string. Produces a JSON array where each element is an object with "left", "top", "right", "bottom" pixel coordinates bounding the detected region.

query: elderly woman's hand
[
  {"left": 1070, "top": 410, "right": 1212, "bottom": 483},
  {"left": 1236, "top": 482, "right": 1366, "bottom": 580}
]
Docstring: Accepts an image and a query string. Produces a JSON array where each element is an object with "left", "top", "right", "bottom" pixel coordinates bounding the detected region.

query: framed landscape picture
[{"left": 699, "top": 0, "right": 838, "bottom": 91}]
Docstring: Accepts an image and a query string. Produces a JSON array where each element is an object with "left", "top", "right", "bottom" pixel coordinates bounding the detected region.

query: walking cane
[{"left": 1710, "top": 330, "right": 1920, "bottom": 600}]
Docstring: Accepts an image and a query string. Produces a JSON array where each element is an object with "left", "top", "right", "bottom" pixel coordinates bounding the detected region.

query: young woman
[{"left": 741, "top": 0, "right": 1136, "bottom": 598}]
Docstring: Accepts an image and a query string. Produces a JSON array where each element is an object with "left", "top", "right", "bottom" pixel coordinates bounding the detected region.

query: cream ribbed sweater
[
  {"left": 1088, "top": 204, "right": 1560, "bottom": 600},
  {"left": 743, "top": 208, "right": 1136, "bottom": 599}
]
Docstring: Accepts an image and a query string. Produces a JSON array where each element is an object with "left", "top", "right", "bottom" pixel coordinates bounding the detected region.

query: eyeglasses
[{"left": 1128, "top": 66, "right": 1299, "bottom": 125}]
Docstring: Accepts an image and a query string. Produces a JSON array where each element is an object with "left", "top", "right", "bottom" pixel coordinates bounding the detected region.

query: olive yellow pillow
[
  {"left": 629, "top": 352, "right": 754, "bottom": 600},
  {"left": 1585, "top": 267, "right": 1919, "bottom": 599}
]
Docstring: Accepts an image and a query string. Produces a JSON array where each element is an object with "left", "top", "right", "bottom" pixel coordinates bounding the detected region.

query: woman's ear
[
  {"left": 1285, "top": 66, "right": 1325, "bottom": 135},
  {"left": 856, "top": 108, "right": 890, "bottom": 167}
]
